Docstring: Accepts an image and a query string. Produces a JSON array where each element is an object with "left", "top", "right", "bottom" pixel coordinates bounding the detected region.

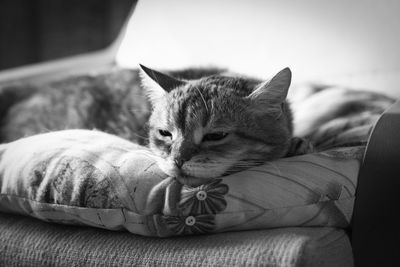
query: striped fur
[{"left": 141, "top": 66, "right": 293, "bottom": 180}]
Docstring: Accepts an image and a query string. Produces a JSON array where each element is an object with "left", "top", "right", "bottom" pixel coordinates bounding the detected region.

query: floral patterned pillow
[{"left": 0, "top": 130, "right": 361, "bottom": 237}]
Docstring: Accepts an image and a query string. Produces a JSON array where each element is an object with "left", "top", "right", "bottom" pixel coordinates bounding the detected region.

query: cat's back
[
  {"left": 0, "top": 67, "right": 225, "bottom": 144},
  {"left": 0, "top": 70, "right": 150, "bottom": 143}
]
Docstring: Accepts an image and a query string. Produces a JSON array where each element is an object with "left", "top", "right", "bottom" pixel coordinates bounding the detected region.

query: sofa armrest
[{"left": 352, "top": 100, "right": 400, "bottom": 266}]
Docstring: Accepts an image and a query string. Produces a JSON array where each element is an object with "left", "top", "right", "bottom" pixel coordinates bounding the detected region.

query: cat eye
[
  {"left": 158, "top": 129, "right": 172, "bottom": 137},
  {"left": 202, "top": 132, "right": 229, "bottom": 142}
]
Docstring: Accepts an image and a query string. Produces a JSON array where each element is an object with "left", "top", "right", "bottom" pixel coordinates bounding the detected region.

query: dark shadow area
[{"left": 0, "top": 0, "right": 136, "bottom": 70}]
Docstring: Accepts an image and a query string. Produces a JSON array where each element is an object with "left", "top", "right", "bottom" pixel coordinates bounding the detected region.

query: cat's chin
[
  {"left": 176, "top": 175, "right": 214, "bottom": 187},
  {"left": 157, "top": 164, "right": 223, "bottom": 186},
  {"left": 161, "top": 167, "right": 223, "bottom": 186},
  {"left": 155, "top": 158, "right": 227, "bottom": 180}
]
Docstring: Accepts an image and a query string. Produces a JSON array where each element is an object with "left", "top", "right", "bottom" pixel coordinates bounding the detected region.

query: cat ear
[
  {"left": 139, "top": 64, "right": 186, "bottom": 103},
  {"left": 247, "top": 68, "right": 291, "bottom": 113}
]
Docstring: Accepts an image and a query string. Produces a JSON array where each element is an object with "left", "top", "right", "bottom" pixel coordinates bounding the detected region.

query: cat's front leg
[{"left": 286, "top": 137, "right": 314, "bottom": 157}]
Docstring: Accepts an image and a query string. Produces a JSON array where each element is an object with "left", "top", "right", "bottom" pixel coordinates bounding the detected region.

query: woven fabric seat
[{"left": 0, "top": 212, "right": 352, "bottom": 267}]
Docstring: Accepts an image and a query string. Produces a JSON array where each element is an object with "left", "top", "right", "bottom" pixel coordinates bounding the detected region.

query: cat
[
  {"left": 2, "top": 64, "right": 392, "bottom": 184},
  {"left": 139, "top": 65, "right": 295, "bottom": 182},
  {"left": 0, "top": 66, "right": 306, "bottom": 183}
]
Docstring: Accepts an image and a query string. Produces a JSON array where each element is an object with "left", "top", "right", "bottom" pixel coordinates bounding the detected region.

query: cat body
[
  {"left": 0, "top": 71, "right": 152, "bottom": 145},
  {"left": 0, "top": 66, "right": 392, "bottom": 183},
  {"left": 0, "top": 66, "right": 296, "bottom": 182}
]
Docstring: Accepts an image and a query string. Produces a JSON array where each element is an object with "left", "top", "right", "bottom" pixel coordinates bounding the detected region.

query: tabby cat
[
  {"left": 139, "top": 65, "right": 294, "bottom": 180},
  {"left": 0, "top": 66, "right": 298, "bottom": 181}
]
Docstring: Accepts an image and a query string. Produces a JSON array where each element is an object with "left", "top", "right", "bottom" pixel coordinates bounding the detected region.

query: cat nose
[
  {"left": 172, "top": 144, "right": 197, "bottom": 168},
  {"left": 174, "top": 158, "right": 185, "bottom": 168}
]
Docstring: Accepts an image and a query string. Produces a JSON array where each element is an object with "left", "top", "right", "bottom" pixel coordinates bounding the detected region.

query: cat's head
[{"left": 140, "top": 64, "right": 292, "bottom": 184}]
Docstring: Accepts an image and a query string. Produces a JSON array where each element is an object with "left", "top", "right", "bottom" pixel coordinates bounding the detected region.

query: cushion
[
  {"left": 0, "top": 212, "right": 353, "bottom": 267},
  {"left": 0, "top": 129, "right": 362, "bottom": 237}
]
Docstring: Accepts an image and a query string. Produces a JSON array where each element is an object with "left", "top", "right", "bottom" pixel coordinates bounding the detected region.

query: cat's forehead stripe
[
  {"left": 171, "top": 88, "right": 210, "bottom": 133},
  {"left": 168, "top": 77, "right": 259, "bottom": 136},
  {"left": 170, "top": 96, "right": 188, "bottom": 130}
]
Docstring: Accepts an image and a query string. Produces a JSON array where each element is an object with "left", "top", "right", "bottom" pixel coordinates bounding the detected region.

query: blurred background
[
  {"left": 0, "top": 0, "right": 399, "bottom": 96},
  {"left": 0, "top": 0, "right": 135, "bottom": 70}
]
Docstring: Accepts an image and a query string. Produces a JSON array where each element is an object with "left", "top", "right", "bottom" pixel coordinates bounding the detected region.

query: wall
[{"left": 117, "top": 0, "right": 400, "bottom": 96}]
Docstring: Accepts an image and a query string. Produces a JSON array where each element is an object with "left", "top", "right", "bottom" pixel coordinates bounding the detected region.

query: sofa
[
  {"left": 0, "top": 91, "right": 398, "bottom": 266},
  {"left": 1, "top": 3, "right": 400, "bottom": 266},
  {"left": 0, "top": 54, "right": 399, "bottom": 266}
]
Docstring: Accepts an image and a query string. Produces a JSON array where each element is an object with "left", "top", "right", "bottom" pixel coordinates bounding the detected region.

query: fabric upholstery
[{"left": 0, "top": 212, "right": 353, "bottom": 267}]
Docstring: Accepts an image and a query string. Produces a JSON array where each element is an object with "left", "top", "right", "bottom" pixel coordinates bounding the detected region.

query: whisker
[
  {"left": 130, "top": 132, "right": 150, "bottom": 140},
  {"left": 194, "top": 86, "right": 209, "bottom": 113}
]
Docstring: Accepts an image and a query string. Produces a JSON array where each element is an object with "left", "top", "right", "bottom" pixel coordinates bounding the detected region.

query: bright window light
[{"left": 116, "top": 0, "right": 400, "bottom": 89}]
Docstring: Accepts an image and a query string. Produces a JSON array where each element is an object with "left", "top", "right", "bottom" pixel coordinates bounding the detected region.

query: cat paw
[{"left": 287, "top": 137, "right": 314, "bottom": 157}]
